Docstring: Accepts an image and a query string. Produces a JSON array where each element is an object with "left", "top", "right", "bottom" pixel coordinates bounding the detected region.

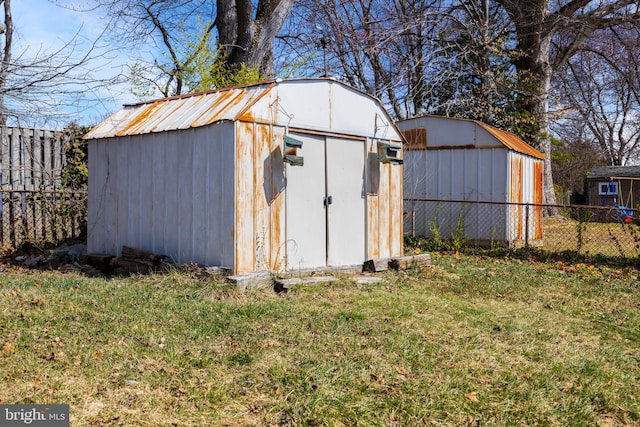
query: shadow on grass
[{"left": 405, "top": 235, "right": 640, "bottom": 270}]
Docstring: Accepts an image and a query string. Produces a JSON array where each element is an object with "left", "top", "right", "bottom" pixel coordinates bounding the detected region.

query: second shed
[{"left": 397, "top": 115, "right": 545, "bottom": 246}]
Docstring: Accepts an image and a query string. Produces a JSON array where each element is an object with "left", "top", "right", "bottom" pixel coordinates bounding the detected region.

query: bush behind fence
[
  {"left": 0, "top": 190, "right": 87, "bottom": 252},
  {"left": 404, "top": 199, "right": 640, "bottom": 259}
]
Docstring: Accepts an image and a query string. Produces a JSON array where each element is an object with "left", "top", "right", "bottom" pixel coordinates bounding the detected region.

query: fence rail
[{"left": 404, "top": 198, "right": 640, "bottom": 259}]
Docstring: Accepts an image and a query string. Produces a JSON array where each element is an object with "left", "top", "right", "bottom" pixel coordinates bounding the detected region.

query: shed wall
[
  {"left": 403, "top": 147, "right": 510, "bottom": 241},
  {"left": 235, "top": 122, "right": 286, "bottom": 273},
  {"left": 366, "top": 140, "right": 403, "bottom": 259},
  {"left": 88, "top": 123, "right": 236, "bottom": 268},
  {"left": 587, "top": 178, "right": 638, "bottom": 210},
  {"left": 232, "top": 127, "right": 403, "bottom": 273},
  {"left": 507, "top": 152, "right": 543, "bottom": 242}
]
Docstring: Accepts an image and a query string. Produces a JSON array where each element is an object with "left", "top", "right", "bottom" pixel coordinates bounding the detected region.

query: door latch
[{"left": 323, "top": 195, "right": 333, "bottom": 207}]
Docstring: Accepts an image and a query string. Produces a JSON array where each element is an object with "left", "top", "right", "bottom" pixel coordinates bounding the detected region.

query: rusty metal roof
[
  {"left": 475, "top": 121, "right": 546, "bottom": 160},
  {"left": 85, "top": 81, "right": 277, "bottom": 139}
]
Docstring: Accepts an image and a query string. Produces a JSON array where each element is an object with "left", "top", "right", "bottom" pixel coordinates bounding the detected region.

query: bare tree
[
  {"left": 494, "top": 0, "right": 640, "bottom": 215},
  {"left": 425, "top": 0, "right": 526, "bottom": 131},
  {"left": 285, "top": 0, "right": 445, "bottom": 120},
  {"left": 556, "top": 28, "right": 640, "bottom": 167},
  {"left": 282, "top": 0, "right": 528, "bottom": 130},
  {"left": 0, "top": 0, "right": 119, "bottom": 127},
  {"left": 89, "top": 0, "right": 295, "bottom": 97},
  {"left": 216, "top": 0, "right": 295, "bottom": 78}
]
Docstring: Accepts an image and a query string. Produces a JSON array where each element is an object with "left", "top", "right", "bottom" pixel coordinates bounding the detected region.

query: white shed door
[
  {"left": 285, "top": 133, "right": 327, "bottom": 269},
  {"left": 285, "top": 133, "right": 365, "bottom": 270},
  {"left": 326, "top": 136, "right": 365, "bottom": 266}
]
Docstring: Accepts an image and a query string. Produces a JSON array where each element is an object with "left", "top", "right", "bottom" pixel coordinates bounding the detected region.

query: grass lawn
[
  {"left": 0, "top": 255, "right": 639, "bottom": 426},
  {"left": 543, "top": 218, "right": 640, "bottom": 258}
]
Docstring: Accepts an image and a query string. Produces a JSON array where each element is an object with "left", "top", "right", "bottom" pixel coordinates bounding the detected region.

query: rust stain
[
  {"left": 269, "top": 126, "right": 285, "bottom": 270},
  {"left": 234, "top": 81, "right": 277, "bottom": 122},
  {"left": 390, "top": 163, "right": 403, "bottom": 256},
  {"left": 510, "top": 156, "right": 523, "bottom": 239},
  {"left": 378, "top": 163, "right": 391, "bottom": 258},
  {"left": 253, "top": 124, "right": 270, "bottom": 270},
  {"left": 534, "top": 160, "right": 543, "bottom": 239},
  {"left": 238, "top": 110, "right": 255, "bottom": 123},
  {"left": 401, "top": 128, "right": 427, "bottom": 151},
  {"left": 388, "top": 166, "right": 398, "bottom": 256},
  {"left": 198, "top": 89, "right": 246, "bottom": 125},
  {"left": 478, "top": 121, "right": 545, "bottom": 160},
  {"left": 116, "top": 102, "right": 164, "bottom": 136},
  {"left": 235, "top": 121, "right": 255, "bottom": 273}
]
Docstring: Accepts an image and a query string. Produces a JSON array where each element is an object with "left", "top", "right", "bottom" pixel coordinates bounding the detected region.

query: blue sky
[{"left": 10, "top": 1, "right": 136, "bottom": 127}]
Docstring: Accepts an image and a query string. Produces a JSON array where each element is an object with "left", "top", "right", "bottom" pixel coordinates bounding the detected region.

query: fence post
[{"left": 525, "top": 204, "right": 530, "bottom": 248}]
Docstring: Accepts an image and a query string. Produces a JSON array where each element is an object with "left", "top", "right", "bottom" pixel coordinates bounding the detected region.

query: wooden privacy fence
[
  {"left": 1, "top": 126, "right": 66, "bottom": 190},
  {"left": 0, "top": 190, "right": 87, "bottom": 249},
  {"left": 0, "top": 126, "right": 86, "bottom": 250}
]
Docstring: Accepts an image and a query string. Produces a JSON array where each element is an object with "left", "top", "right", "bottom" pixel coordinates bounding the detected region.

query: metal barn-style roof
[{"left": 85, "top": 78, "right": 403, "bottom": 142}]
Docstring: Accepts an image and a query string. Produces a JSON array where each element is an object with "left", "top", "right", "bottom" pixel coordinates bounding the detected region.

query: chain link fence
[{"left": 404, "top": 198, "right": 640, "bottom": 259}]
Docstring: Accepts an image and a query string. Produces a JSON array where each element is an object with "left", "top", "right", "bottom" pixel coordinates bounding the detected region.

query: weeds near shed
[
  {"left": 423, "top": 201, "right": 469, "bottom": 251},
  {"left": 576, "top": 210, "right": 589, "bottom": 252},
  {"left": 428, "top": 203, "right": 445, "bottom": 250},
  {"left": 450, "top": 202, "right": 469, "bottom": 251}
]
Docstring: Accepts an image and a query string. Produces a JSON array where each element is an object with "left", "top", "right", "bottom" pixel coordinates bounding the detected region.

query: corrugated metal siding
[
  {"left": 268, "top": 127, "right": 287, "bottom": 268},
  {"left": 403, "top": 145, "right": 510, "bottom": 241},
  {"left": 235, "top": 122, "right": 255, "bottom": 273},
  {"left": 377, "top": 161, "right": 391, "bottom": 257},
  {"left": 507, "top": 152, "right": 543, "bottom": 242},
  {"left": 87, "top": 124, "right": 236, "bottom": 268},
  {"left": 534, "top": 159, "right": 543, "bottom": 240},
  {"left": 235, "top": 122, "right": 287, "bottom": 274},
  {"left": 509, "top": 155, "right": 524, "bottom": 240},
  {"left": 389, "top": 159, "right": 403, "bottom": 256}
]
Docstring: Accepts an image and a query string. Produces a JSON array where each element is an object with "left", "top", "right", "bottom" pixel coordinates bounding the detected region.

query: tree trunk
[
  {"left": 531, "top": 62, "right": 561, "bottom": 216},
  {"left": 479, "top": 0, "right": 495, "bottom": 125},
  {"left": 216, "top": 0, "right": 295, "bottom": 78},
  {"left": 505, "top": 0, "right": 561, "bottom": 216},
  {"left": 0, "top": 0, "right": 12, "bottom": 126}
]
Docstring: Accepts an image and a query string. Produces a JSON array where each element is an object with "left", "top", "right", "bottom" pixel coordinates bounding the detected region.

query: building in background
[{"left": 398, "top": 115, "right": 544, "bottom": 247}]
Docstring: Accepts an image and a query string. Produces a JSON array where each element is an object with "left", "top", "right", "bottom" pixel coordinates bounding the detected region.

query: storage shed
[
  {"left": 85, "top": 78, "right": 404, "bottom": 274},
  {"left": 397, "top": 115, "right": 545, "bottom": 246}
]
